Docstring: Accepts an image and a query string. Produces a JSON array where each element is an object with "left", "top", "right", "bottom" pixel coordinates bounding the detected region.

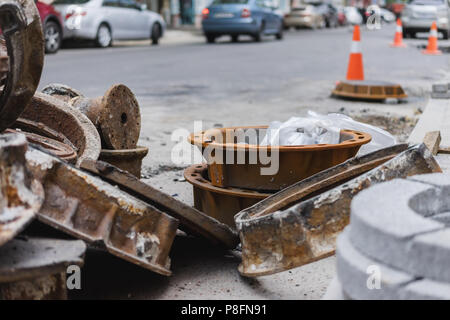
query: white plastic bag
[
  {"left": 260, "top": 117, "right": 341, "bottom": 146},
  {"left": 306, "top": 111, "right": 396, "bottom": 155},
  {"left": 260, "top": 111, "right": 397, "bottom": 155}
]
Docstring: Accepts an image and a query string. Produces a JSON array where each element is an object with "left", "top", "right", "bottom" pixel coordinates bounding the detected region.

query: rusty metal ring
[{"left": 0, "top": 0, "right": 44, "bottom": 132}]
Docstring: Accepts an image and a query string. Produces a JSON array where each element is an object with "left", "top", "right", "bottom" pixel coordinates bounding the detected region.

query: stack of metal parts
[
  {"left": 0, "top": 0, "right": 237, "bottom": 300},
  {"left": 0, "top": 0, "right": 445, "bottom": 301},
  {"left": 185, "top": 126, "right": 372, "bottom": 228},
  {"left": 234, "top": 144, "right": 442, "bottom": 277}
]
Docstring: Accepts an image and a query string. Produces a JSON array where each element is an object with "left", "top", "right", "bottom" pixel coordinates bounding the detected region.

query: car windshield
[
  {"left": 211, "top": 0, "right": 249, "bottom": 4},
  {"left": 53, "top": 0, "right": 91, "bottom": 4},
  {"left": 407, "top": 0, "right": 444, "bottom": 4}
]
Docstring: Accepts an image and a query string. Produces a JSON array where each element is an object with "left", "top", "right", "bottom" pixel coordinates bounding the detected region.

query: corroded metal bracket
[
  {"left": 42, "top": 83, "right": 141, "bottom": 150},
  {"left": 0, "top": 0, "right": 44, "bottom": 131},
  {"left": 81, "top": 159, "right": 239, "bottom": 249},
  {"left": 27, "top": 148, "right": 179, "bottom": 276},
  {"left": 0, "top": 133, "right": 43, "bottom": 247},
  {"left": 18, "top": 92, "right": 102, "bottom": 166},
  {"left": 235, "top": 144, "right": 441, "bottom": 277}
]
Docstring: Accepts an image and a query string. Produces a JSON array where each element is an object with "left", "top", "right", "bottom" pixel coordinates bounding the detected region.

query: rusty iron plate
[
  {"left": 0, "top": 0, "right": 44, "bottom": 131},
  {"left": 332, "top": 80, "right": 408, "bottom": 101},
  {"left": 184, "top": 164, "right": 271, "bottom": 228},
  {"left": 13, "top": 117, "right": 77, "bottom": 152},
  {"left": 0, "top": 237, "right": 85, "bottom": 300},
  {"left": 189, "top": 127, "right": 371, "bottom": 191},
  {"left": 5, "top": 128, "right": 77, "bottom": 163},
  {"left": 244, "top": 144, "right": 409, "bottom": 218},
  {"left": 0, "top": 133, "right": 43, "bottom": 247},
  {"left": 80, "top": 159, "right": 239, "bottom": 249},
  {"left": 19, "top": 92, "right": 101, "bottom": 166},
  {"left": 235, "top": 144, "right": 441, "bottom": 277},
  {"left": 27, "top": 148, "right": 179, "bottom": 276},
  {"left": 43, "top": 83, "right": 141, "bottom": 150}
]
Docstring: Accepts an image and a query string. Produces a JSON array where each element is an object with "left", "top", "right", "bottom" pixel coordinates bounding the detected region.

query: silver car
[
  {"left": 401, "top": 0, "right": 450, "bottom": 39},
  {"left": 54, "top": 0, "right": 166, "bottom": 47}
]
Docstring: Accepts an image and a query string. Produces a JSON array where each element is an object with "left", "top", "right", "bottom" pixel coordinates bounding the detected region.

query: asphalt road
[{"left": 39, "top": 24, "right": 449, "bottom": 300}]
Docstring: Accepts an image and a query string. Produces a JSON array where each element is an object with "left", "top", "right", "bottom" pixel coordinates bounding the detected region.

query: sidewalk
[{"left": 114, "top": 29, "right": 204, "bottom": 47}]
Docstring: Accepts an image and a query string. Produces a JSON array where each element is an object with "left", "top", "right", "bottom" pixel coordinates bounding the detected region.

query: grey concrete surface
[
  {"left": 38, "top": 25, "right": 449, "bottom": 299},
  {"left": 350, "top": 176, "right": 450, "bottom": 283},
  {"left": 336, "top": 228, "right": 414, "bottom": 300}
]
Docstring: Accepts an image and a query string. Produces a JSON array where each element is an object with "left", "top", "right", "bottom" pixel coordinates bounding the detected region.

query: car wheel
[
  {"left": 253, "top": 21, "right": 264, "bottom": 42},
  {"left": 96, "top": 24, "right": 112, "bottom": 48},
  {"left": 443, "top": 30, "right": 449, "bottom": 40},
  {"left": 151, "top": 23, "right": 162, "bottom": 45},
  {"left": 276, "top": 24, "right": 283, "bottom": 40},
  {"left": 44, "top": 20, "right": 62, "bottom": 54},
  {"left": 206, "top": 34, "right": 216, "bottom": 43}
]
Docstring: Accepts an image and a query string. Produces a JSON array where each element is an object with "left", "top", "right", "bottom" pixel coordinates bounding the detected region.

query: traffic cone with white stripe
[
  {"left": 346, "top": 25, "right": 364, "bottom": 81},
  {"left": 422, "top": 21, "right": 442, "bottom": 55},
  {"left": 390, "top": 19, "right": 406, "bottom": 48}
]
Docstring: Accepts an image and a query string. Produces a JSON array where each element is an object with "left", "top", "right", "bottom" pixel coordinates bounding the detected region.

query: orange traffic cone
[
  {"left": 346, "top": 25, "right": 364, "bottom": 81},
  {"left": 390, "top": 19, "right": 407, "bottom": 48},
  {"left": 422, "top": 21, "right": 442, "bottom": 55}
]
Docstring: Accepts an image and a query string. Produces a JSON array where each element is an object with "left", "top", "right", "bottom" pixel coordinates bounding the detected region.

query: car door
[
  {"left": 118, "top": 0, "right": 148, "bottom": 39},
  {"left": 270, "top": 0, "right": 282, "bottom": 31},
  {"left": 255, "top": 0, "right": 273, "bottom": 30},
  {"left": 102, "top": 0, "right": 126, "bottom": 39}
]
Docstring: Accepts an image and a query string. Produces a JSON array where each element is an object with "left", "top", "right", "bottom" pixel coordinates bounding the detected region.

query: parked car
[
  {"left": 36, "top": 0, "right": 64, "bottom": 54},
  {"left": 401, "top": 0, "right": 450, "bottom": 39},
  {"left": 284, "top": 4, "right": 326, "bottom": 29},
  {"left": 53, "top": 0, "right": 166, "bottom": 47},
  {"left": 316, "top": 3, "right": 339, "bottom": 28},
  {"left": 344, "top": 6, "right": 363, "bottom": 25},
  {"left": 201, "top": 0, "right": 284, "bottom": 43}
]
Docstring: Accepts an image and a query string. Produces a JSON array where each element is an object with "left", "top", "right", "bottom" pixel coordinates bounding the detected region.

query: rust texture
[
  {"left": 99, "top": 146, "right": 148, "bottom": 178},
  {"left": 5, "top": 128, "right": 77, "bottom": 164},
  {"left": 27, "top": 147, "right": 179, "bottom": 276},
  {"left": 235, "top": 144, "right": 441, "bottom": 277},
  {"left": 0, "top": 237, "right": 85, "bottom": 300},
  {"left": 81, "top": 159, "right": 239, "bottom": 249},
  {"left": 0, "top": 0, "right": 44, "bottom": 131},
  {"left": 189, "top": 127, "right": 371, "bottom": 191},
  {"left": 0, "top": 133, "right": 43, "bottom": 247},
  {"left": 43, "top": 83, "right": 141, "bottom": 150},
  {"left": 332, "top": 80, "right": 408, "bottom": 101},
  {"left": 19, "top": 92, "right": 101, "bottom": 166},
  {"left": 184, "top": 164, "right": 270, "bottom": 229}
]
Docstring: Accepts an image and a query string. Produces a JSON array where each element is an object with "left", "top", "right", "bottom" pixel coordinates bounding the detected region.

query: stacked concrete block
[{"left": 335, "top": 173, "right": 450, "bottom": 299}]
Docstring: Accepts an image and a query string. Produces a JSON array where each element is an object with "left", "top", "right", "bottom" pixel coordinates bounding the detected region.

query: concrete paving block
[
  {"left": 407, "top": 228, "right": 450, "bottom": 283},
  {"left": 400, "top": 279, "right": 450, "bottom": 300},
  {"left": 408, "top": 99, "right": 450, "bottom": 148},
  {"left": 409, "top": 173, "right": 450, "bottom": 188},
  {"left": 337, "top": 228, "right": 414, "bottom": 300},
  {"left": 350, "top": 179, "right": 443, "bottom": 271},
  {"left": 432, "top": 212, "right": 450, "bottom": 224}
]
